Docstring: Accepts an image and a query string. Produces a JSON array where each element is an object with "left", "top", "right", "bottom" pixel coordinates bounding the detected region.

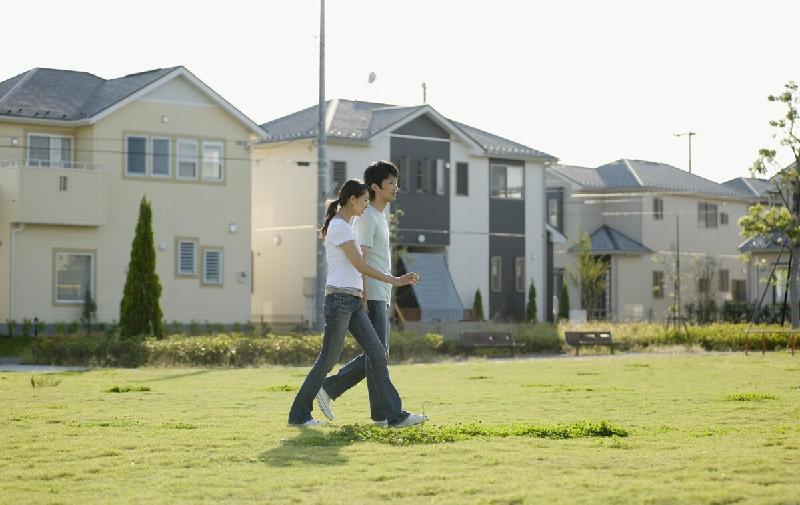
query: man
[{"left": 316, "top": 160, "right": 420, "bottom": 427}]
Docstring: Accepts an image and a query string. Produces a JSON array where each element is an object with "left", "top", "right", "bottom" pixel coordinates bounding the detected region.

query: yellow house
[{"left": 0, "top": 66, "right": 265, "bottom": 329}]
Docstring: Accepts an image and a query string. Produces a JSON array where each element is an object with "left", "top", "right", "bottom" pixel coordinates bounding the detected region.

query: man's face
[{"left": 374, "top": 176, "right": 399, "bottom": 203}]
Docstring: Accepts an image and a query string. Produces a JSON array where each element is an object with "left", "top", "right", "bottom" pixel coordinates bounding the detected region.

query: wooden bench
[
  {"left": 459, "top": 332, "right": 522, "bottom": 357},
  {"left": 565, "top": 331, "right": 614, "bottom": 356}
]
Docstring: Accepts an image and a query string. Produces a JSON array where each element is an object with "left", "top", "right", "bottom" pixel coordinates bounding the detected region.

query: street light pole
[
  {"left": 674, "top": 131, "right": 697, "bottom": 173},
  {"left": 315, "top": 0, "right": 328, "bottom": 331}
]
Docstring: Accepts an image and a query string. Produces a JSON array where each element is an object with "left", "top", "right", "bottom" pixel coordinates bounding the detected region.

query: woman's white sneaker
[
  {"left": 316, "top": 388, "right": 335, "bottom": 420},
  {"left": 288, "top": 419, "right": 325, "bottom": 427}
]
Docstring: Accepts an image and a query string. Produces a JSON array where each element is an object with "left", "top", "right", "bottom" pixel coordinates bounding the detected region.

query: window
[
  {"left": 652, "top": 271, "right": 664, "bottom": 299},
  {"left": 331, "top": 161, "right": 346, "bottom": 195},
  {"left": 177, "top": 139, "right": 198, "bottom": 179},
  {"left": 28, "top": 134, "right": 73, "bottom": 168},
  {"left": 698, "top": 202, "right": 718, "bottom": 228},
  {"left": 59, "top": 176, "right": 68, "bottom": 192},
  {"left": 203, "top": 249, "right": 224, "bottom": 285},
  {"left": 490, "top": 164, "right": 523, "bottom": 199},
  {"left": 548, "top": 198, "right": 558, "bottom": 227},
  {"left": 719, "top": 269, "right": 729, "bottom": 292},
  {"left": 202, "top": 141, "right": 224, "bottom": 180},
  {"left": 151, "top": 138, "right": 171, "bottom": 177},
  {"left": 547, "top": 190, "right": 563, "bottom": 231},
  {"left": 455, "top": 162, "right": 469, "bottom": 196},
  {"left": 698, "top": 276, "right": 710, "bottom": 294},
  {"left": 514, "top": 257, "right": 525, "bottom": 293},
  {"left": 720, "top": 212, "right": 729, "bottom": 226},
  {"left": 54, "top": 251, "right": 93, "bottom": 303},
  {"left": 177, "top": 240, "right": 198, "bottom": 276},
  {"left": 435, "top": 159, "right": 445, "bottom": 195},
  {"left": 415, "top": 159, "right": 424, "bottom": 192},
  {"left": 490, "top": 256, "right": 502, "bottom": 292},
  {"left": 125, "top": 136, "right": 147, "bottom": 175},
  {"left": 732, "top": 279, "right": 747, "bottom": 302},
  {"left": 396, "top": 156, "right": 409, "bottom": 192},
  {"left": 653, "top": 197, "right": 664, "bottom": 220}
]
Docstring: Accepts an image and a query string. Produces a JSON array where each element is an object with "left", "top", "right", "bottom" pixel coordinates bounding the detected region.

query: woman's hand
[
  {"left": 391, "top": 272, "right": 420, "bottom": 287},
  {"left": 361, "top": 297, "right": 369, "bottom": 314}
]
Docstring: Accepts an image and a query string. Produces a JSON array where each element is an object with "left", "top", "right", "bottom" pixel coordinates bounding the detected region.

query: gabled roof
[
  {"left": 0, "top": 66, "right": 265, "bottom": 136},
  {"left": 259, "top": 99, "right": 556, "bottom": 160},
  {"left": 722, "top": 177, "right": 777, "bottom": 199},
  {"left": 551, "top": 159, "right": 744, "bottom": 199},
  {"left": 570, "top": 225, "right": 651, "bottom": 255},
  {"left": 738, "top": 232, "right": 789, "bottom": 253}
]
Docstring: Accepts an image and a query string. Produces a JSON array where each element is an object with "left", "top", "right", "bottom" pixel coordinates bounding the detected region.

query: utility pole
[
  {"left": 315, "top": 0, "right": 327, "bottom": 331},
  {"left": 421, "top": 82, "right": 427, "bottom": 104},
  {"left": 674, "top": 131, "right": 697, "bottom": 173}
]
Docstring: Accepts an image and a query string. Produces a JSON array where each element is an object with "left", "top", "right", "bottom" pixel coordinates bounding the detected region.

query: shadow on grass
[
  {"left": 139, "top": 370, "right": 218, "bottom": 382},
  {"left": 259, "top": 430, "right": 349, "bottom": 467}
]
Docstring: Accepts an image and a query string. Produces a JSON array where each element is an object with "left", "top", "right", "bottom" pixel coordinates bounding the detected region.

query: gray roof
[
  {"left": 0, "top": 67, "right": 178, "bottom": 121},
  {"left": 722, "top": 177, "right": 777, "bottom": 199},
  {"left": 400, "top": 252, "right": 464, "bottom": 321},
  {"left": 260, "top": 99, "right": 556, "bottom": 160},
  {"left": 738, "top": 232, "right": 789, "bottom": 253},
  {"left": 570, "top": 225, "right": 651, "bottom": 255},
  {"left": 552, "top": 159, "right": 744, "bottom": 199}
]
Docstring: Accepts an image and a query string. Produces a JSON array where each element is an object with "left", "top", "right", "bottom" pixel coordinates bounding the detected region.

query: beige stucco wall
[{"left": 1, "top": 76, "right": 256, "bottom": 325}]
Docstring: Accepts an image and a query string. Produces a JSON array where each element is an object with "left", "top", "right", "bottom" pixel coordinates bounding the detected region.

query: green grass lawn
[{"left": 3, "top": 353, "right": 800, "bottom": 504}]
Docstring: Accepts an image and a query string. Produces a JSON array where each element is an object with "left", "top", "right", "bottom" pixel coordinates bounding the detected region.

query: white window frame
[
  {"left": 435, "top": 159, "right": 445, "bottom": 195},
  {"left": 490, "top": 256, "right": 502, "bottom": 293},
  {"left": 125, "top": 135, "right": 149, "bottom": 176},
  {"left": 202, "top": 248, "right": 224, "bottom": 285},
  {"left": 54, "top": 251, "right": 94, "bottom": 304},
  {"left": 151, "top": 137, "right": 172, "bottom": 178},
  {"left": 28, "top": 133, "right": 74, "bottom": 168},
  {"left": 177, "top": 139, "right": 199, "bottom": 180},
  {"left": 177, "top": 240, "right": 198, "bottom": 276},
  {"left": 201, "top": 140, "right": 224, "bottom": 181},
  {"left": 514, "top": 257, "right": 525, "bottom": 293}
]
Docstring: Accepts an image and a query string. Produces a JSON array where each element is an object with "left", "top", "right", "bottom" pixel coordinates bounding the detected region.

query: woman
[{"left": 288, "top": 179, "right": 429, "bottom": 428}]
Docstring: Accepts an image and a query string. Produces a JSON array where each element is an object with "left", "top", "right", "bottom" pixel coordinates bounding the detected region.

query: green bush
[{"left": 27, "top": 334, "right": 148, "bottom": 367}]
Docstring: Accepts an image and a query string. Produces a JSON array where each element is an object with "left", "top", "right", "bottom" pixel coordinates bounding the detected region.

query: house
[
  {"left": 0, "top": 66, "right": 265, "bottom": 329},
  {"left": 251, "top": 99, "right": 556, "bottom": 326},
  {"left": 547, "top": 160, "right": 752, "bottom": 322},
  {"left": 724, "top": 176, "right": 791, "bottom": 309}
]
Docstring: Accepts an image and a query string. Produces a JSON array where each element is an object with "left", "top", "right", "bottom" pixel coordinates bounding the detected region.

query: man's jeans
[
  {"left": 322, "top": 300, "right": 401, "bottom": 421},
  {"left": 288, "top": 294, "right": 408, "bottom": 425}
]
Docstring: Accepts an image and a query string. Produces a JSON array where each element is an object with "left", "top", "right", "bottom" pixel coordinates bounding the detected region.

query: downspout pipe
[{"left": 10, "top": 222, "right": 25, "bottom": 319}]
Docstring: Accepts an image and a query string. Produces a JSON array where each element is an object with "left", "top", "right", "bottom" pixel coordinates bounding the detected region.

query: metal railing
[{"left": 0, "top": 159, "right": 103, "bottom": 170}]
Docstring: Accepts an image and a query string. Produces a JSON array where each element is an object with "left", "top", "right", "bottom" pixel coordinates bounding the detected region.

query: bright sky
[{"left": 5, "top": 0, "right": 800, "bottom": 182}]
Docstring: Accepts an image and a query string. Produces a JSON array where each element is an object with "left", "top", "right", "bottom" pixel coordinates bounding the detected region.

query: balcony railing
[{"left": 0, "top": 159, "right": 102, "bottom": 170}]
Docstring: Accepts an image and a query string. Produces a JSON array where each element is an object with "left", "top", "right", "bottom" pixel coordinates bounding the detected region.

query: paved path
[{"left": 0, "top": 358, "right": 88, "bottom": 373}]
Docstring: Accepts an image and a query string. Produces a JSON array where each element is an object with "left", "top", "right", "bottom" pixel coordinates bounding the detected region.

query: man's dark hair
[{"left": 364, "top": 160, "right": 399, "bottom": 200}]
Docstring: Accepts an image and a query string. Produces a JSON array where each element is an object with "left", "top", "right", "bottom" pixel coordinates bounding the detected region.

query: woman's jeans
[{"left": 288, "top": 293, "right": 408, "bottom": 425}]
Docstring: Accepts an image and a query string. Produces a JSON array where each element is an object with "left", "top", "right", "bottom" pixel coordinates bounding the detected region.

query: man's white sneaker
[
  {"left": 288, "top": 419, "right": 325, "bottom": 427},
  {"left": 316, "top": 388, "right": 335, "bottom": 420},
  {"left": 373, "top": 419, "right": 389, "bottom": 428},
  {"left": 389, "top": 413, "right": 429, "bottom": 428}
]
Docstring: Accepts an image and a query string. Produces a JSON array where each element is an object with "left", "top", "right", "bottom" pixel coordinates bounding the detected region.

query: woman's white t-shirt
[{"left": 325, "top": 217, "right": 363, "bottom": 290}]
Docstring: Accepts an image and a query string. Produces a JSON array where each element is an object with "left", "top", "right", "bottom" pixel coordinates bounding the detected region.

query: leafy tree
[
  {"left": 81, "top": 289, "right": 97, "bottom": 334},
  {"left": 742, "top": 81, "right": 800, "bottom": 328},
  {"left": 558, "top": 282, "right": 570, "bottom": 321},
  {"left": 568, "top": 231, "right": 609, "bottom": 314},
  {"left": 526, "top": 280, "right": 537, "bottom": 323},
  {"left": 473, "top": 288, "right": 485, "bottom": 321},
  {"left": 119, "top": 197, "right": 163, "bottom": 338}
]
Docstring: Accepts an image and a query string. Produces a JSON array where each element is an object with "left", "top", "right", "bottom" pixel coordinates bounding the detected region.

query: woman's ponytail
[{"left": 319, "top": 199, "right": 340, "bottom": 238}]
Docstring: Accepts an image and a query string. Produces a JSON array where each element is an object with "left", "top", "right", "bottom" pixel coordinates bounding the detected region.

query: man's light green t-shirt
[{"left": 355, "top": 205, "right": 392, "bottom": 302}]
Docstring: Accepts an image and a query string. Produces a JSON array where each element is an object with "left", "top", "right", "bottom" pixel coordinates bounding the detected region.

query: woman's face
[{"left": 349, "top": 192, "right": 370, "bottom": 216}]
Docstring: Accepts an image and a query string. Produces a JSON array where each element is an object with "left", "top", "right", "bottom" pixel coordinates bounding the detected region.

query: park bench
[
  {"left": 459, "top": 332, "right": 523, "bottom": 357},
  {"left": 564, "top": 331, "right": 614, "bottom": 356}
]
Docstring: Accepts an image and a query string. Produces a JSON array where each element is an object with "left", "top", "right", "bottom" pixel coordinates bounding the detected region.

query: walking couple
[{"left": 288, "top": 160, "right": 429, "bottom": 428}]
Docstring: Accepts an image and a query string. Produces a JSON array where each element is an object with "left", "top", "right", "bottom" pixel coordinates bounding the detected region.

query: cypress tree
[
  {"left": 526, "top": 280, "right": 537, "bottom": 323},
  {"left": 558, "top": 283, "right": 570, "bottom": 321},
  {"left": 119, "top": 197, "right": 163, "bottom": 338},
  {"left": 473, "top": 289, "right": 485, "bottom": 322}
]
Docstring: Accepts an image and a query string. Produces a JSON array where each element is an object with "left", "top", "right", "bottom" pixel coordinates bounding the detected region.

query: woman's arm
[{"left": 341, "top": 241, "right": 418, "bottom": 287}]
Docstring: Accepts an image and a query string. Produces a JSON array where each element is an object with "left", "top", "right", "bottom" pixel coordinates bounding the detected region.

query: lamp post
[
  {"left": 315, "top": 0, "right": 328, "bottom": 331},
  {"left": 674, "top": 131, "right": 697, "bottom": 173}
]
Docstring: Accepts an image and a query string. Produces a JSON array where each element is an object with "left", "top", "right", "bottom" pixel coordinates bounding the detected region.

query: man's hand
[{"left": 361, "top": 297, "right": 369, "bottom": 314}]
